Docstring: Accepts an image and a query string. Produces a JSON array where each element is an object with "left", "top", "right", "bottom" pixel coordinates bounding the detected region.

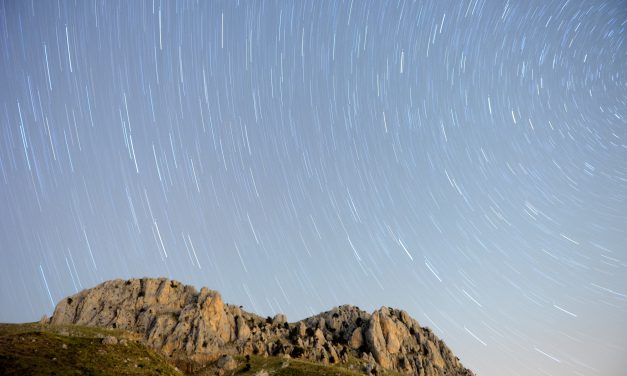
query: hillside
[
  {"left": 0, "top": 322, "right": 179, "bottom": 375},
  {"left": 0, "top": 323, "right": 406, "bottom": 375},
  {"left": 5, "top": 277, "right": 474, "bottom": 375}
]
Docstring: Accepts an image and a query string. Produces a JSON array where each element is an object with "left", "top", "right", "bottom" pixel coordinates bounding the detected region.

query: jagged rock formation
[{"left": 50, "top": 278, "right": 473, "bottom": 376}]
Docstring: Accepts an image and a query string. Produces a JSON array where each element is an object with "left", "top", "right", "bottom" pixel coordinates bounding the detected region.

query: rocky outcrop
[
  {"left": 50, "top": 278, "right": 473, "bottom": 375},
  {"left": 49, "top": 278, "right": 255, "bottom": 364},
  {"left": 364, "top": 307, "right": 462, "bottom": 375}
]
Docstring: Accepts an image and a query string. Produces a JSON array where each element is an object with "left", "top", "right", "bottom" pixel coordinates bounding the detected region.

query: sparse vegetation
[
  {"left": 0, "top": 323, "right": 180, "bottom": 375},
  {"left": 0, "top": 323, "right": 409, "bottom": 376},
  {"left": 17, "top": 279, "right": 473, "bottom": 376}
]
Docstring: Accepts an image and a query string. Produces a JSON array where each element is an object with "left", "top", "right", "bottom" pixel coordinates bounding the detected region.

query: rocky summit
[{"left": 49, "top": 277, "right": 473, "bottom": 375}]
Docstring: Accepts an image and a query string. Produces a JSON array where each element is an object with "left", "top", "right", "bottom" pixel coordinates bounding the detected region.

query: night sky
[{"left": 1, "top": 0, "right": 626, "bottom": 374}]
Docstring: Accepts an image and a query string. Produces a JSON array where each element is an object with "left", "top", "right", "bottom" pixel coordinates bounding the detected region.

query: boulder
[
  {"left": 350, "top": 327, "right": 364, "bottom": 349},
  {"left": 236, "top": 316, "right": 251, "bottom": 339},
  {"left": 101, "top": 336, "right": 118, "bottom": 345},
  {"left": 272, "top": 314, "right": 287, "bottom": 325},
  {"left": 216, "top": 355, "right": 238, "bottom": 370}
]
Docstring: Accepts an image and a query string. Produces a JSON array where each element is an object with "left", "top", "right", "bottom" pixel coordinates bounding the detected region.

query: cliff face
[{"left": 50, "top": 278, "right": 473, "bottom": 376}]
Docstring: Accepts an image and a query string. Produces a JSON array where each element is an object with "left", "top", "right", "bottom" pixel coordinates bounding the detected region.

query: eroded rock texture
[{"left": 50, "top": 278, "right": 473, "bottom": 375}]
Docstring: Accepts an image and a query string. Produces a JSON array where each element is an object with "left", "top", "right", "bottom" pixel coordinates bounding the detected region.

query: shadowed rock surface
[{"left": 50, "top": 277, "right": 474, "bottom": 375}]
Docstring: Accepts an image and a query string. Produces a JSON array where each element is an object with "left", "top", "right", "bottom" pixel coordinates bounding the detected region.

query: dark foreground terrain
[
  {"left": 1, "top": 278, "right": 473, "bottom": 375},
  {"left": 0, "top": 322, "right": 405, "bottom": 375}
]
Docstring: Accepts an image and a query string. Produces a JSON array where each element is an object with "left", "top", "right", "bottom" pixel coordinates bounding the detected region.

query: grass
[
  {"left": 193, "top": 354, "right": 406, "bottom": 376},
  {"left": 0, "top": 323, "right": 181, "bottom": 375},
  {"left": 195, "top": 355, "right": 360, "bottom": 375},
  {"left": 0, "top": 323, "right": 406, "bottom": 375}
]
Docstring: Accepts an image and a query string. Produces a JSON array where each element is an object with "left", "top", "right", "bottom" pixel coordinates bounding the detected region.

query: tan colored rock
[
  {"left": 427, "top": 341, "right": 445, "bottom": 369},
  {"left": 49, "top": 278, "right": 236, "bottom": 357},
  {"left": 236, "top": 316, "right": 251, "bottom": 339},
  {"left": 49, "top": 278, "right": 473, "bottom": 375},
  {"left": 379, "top": 310, "right": 401, "bottom": 354},
  {"left": 313, "top": 328, "right": 326, "bottom": 344},
  {"left": 365, "top": 309, "right": 392, "bottom": 368},
  {"left": 297, "top": 322, "right": 307, "bottom": 337},
  {"left": 349, "top": 327, "right": 364, "bottom": 349},
  {"left": 272, "top": 314, "right": 287, "bottom": 325},
  {"left": 327, "top": 344, "right": 339, "bottom": 363},
  {"left": 360, "top": 306, "right": 473, "bottom": 375},
  {"left": 400, "top": 310, "right": 412, "bottom": 325}
]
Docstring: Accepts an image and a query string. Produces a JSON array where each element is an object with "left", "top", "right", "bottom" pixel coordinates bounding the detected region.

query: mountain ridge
[{"left": 48, "top": 277, "right": 474, "bottom": 376}]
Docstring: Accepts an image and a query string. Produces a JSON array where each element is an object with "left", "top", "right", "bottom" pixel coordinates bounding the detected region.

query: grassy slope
[
  {"left": 0, "top": 323, "right": 180, "bottom": 375},
  {"left": 0, "top": 323, "right": 404, "bottom": 376}
]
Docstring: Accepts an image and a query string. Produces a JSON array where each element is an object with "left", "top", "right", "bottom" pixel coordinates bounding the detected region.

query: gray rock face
[{"left": 50, "top": 278, "right": 473, "bottom": 375}]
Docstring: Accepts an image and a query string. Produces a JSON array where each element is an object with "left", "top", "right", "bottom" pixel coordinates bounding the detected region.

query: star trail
[{"left": 0, "top": 1, "right": 626, "bottom": 375}]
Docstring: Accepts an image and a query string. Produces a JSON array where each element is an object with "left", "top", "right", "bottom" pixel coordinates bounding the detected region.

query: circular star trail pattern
[{"left": 0, "top": 1, "right": 625, "bottom": 375}]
